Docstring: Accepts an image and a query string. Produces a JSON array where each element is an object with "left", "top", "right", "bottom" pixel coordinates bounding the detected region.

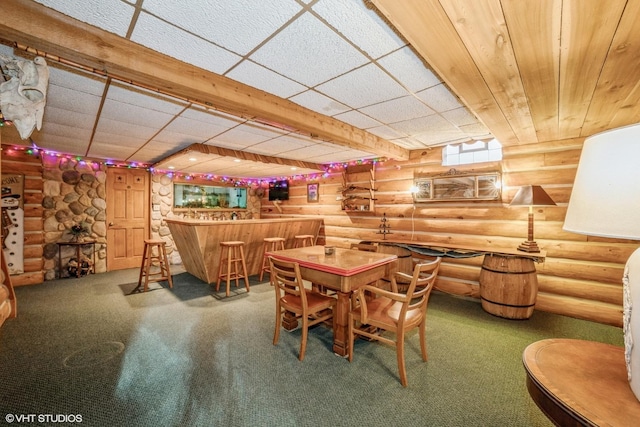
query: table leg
[{"left": 332, "top": 290, "right": 350, "bottom": 357}]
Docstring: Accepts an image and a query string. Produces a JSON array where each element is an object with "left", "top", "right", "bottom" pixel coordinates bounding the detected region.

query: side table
[
  {"left": 57, "top": 240, "right": 96, "bottom": 278},
  {"left": 523, "top": 338, "right": 640, "bottom": 426}
]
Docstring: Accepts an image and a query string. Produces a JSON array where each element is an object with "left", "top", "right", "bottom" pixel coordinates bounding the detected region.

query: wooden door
[{"left": 106, "top": 167, "right": 149, "bottom": 270}]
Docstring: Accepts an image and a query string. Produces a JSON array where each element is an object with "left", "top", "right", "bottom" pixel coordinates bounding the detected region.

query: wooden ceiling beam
[
  {"left": 153, "top": 143, "right": 325, "bottom": 172},
  {"left": 0, "top": 0, "right": 409, "bottom": 161}
]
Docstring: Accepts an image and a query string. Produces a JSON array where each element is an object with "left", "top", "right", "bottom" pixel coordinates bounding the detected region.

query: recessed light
[
  {"left": 291, "top": 167, "right": 297, "bottom": 171},
  {"left": 234, "top": 159, "right": 241, "bottom": 163},
  {"left": 189, "top": 157, "right": 197, "bottom": 161},
  {"left": 168, "top": 166, "right": 175, "bottom": 170}
]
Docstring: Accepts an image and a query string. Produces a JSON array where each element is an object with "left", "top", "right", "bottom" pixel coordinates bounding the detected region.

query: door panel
[{"left": 106, "top": 168, "right": 149, "bottom": 270}]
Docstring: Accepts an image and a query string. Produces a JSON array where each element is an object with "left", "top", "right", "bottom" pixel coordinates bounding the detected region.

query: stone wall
[{"left": 41, "top": 156, "right": 107, "bottom": 280}]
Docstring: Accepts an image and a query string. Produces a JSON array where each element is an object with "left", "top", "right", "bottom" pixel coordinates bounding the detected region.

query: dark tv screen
[{"left": 268, "top": 180, "right": 289, "bottom": 201}]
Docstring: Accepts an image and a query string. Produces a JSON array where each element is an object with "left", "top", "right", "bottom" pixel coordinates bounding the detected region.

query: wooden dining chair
[
  {"left": 348, "top": 257, "right": 442, "bottom": 386},
  {"left": 269, "top": 257, "right": 337, "bottom": 361}
]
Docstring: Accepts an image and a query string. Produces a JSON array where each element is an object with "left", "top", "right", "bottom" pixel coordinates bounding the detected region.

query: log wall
[{"left": 261, "top": 138, "right": 631, "bottom": 328}]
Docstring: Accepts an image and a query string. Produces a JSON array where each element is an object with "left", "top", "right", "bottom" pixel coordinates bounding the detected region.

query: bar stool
[
  {"left": 260, "top": 237, "right": 286, "bottom": 283},
  {"left": 294, "top": 234, "right": 315, "bottom": 248},
  {"left": 216, "top": 241, "right": 250, "bottom": 297},
  {"left": 137, "top": 239, "right": 173, "bottom": 292}
]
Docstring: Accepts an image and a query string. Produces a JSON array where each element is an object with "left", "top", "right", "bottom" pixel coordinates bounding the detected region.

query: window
[
  {"left": 443, "top": 139, "right": 502, "bottom": 166},
  {"left": 173, "top": 184, "right": 247, "bottom": 209}
]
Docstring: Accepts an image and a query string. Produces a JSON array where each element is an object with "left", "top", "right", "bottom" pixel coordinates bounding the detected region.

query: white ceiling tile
[
  {"left": 248, "top": 134, "right": 312, "bottom": 156},
  {"left": 459, "top": 122, "right": 492, "bottom": 138},
  {"left": 250, "top": 12, "right": 368, "bottom": 87},
  {"left": 33, "top": 0, "right": 134, "bottom": 37},
  {"left": 378, "top": 47, "right": 441, "bottom": 92},
  {"left": 289, "top": 90, "right": 350, "bottom": 116},
  {"left": 141, "top": 0, "right": 302, "bottom": 56},
  {"left": 389, "top": 137, "right": 429, "bottom": 149},
  {"left": 442, "top": 107, "right": 479, "bottom": 126},
  {"left": 45, "top": 84, "right": 102, "bottom": 116},
  {"left": 359, "top": 96, "right": 435, "bottom": 124},
  {"left": 107, "top": 83, "right": 188, "bottom": 114},
  {"left": 226, "top": 60, "right": 306, "bottom": 99},
  {"left": 333, "top": 110, "right": 383, "bottom": 129},
  {"left": 316, "top": 63, "right": 408, "bottom": 109},
  {"left": 367, "top": 125, "right": 408, "bottom": 140},
  {"left": 48, "top": 65, "right": 107, "bottom": 96},
  {"left": 131, "top": 12, "right": 242, "bottom": 75},
  {"left": 413, "top": 129, "right": 467, "bottom": 146},
  {"left": 99, "top": 100, "right": 174, "bottom": 130},
  {"left": 41, "top": 106, "right": 95, "bottom": 131},
  {"left": 389, "top": 114, "right": 456, "bottom": 135},
  {"left": 417, "top": 84, "right": 463, "bottom": 113},
  {"left": 87, "top": 138, "right": 142, "bottom": 160},
  {"left": 312, "top": 0, "right": 405, "bottom": 59},
  {"left": 210, "top": 123, "right": 284, "bottom": 149}
]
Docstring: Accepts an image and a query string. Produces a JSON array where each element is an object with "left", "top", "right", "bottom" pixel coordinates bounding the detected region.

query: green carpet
[{"left": 0, "top": 267, "right": 623, "bottom": 426}]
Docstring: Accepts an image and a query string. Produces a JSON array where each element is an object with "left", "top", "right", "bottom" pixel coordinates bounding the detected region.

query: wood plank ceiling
[{"left": 2, "top": 0, "right": 640, "bottom": 178}]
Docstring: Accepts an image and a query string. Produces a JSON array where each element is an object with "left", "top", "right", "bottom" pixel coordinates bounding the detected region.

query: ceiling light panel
[
  {"left": 249, "top": 12, "right": 368, "bottom": 87},
  {"left": 316, "top": 63, "right": 408, "bottom": 109},
  {"left": 226, "top": 60, "right": 306, "bottom": 99},
  {"left": 33, "top": 0, "right": 134, "bottom": 37},
  {"left": 142, "top": 0, "right": 302, "bottom": 56}
]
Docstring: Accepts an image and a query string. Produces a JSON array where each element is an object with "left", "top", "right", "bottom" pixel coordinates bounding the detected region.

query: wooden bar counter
[{"left": 165, "top": 217, "right": 323, "bottom": 284}]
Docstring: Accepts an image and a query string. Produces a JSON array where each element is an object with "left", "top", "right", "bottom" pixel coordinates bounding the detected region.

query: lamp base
[{"left": 517, "top": 240, "right": 541, "bottom": 253}]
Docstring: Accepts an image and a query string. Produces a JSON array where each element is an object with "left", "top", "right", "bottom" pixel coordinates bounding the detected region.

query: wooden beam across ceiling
[
  {"left": 153, "top": 143, "right": 325, "bottom": 172},
  {"left": 0, "top": 0, "right": 410, "bottom": 161}
]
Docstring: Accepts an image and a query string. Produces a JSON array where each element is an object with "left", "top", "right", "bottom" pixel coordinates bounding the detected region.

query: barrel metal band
[
  {"left": 481, "top": 296, "right": 536, "bottom": 308},
  {"left": 481, "top": 266, "right": 536, "bottom": 275}
]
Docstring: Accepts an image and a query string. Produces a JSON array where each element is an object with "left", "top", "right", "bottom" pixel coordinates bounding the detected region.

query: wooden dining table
[{"left": 266, "top": 245, "right": 398, "bottom": 356}]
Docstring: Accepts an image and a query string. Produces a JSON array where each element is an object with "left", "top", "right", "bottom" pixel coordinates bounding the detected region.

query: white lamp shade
[{"left": 563, "top": 124, "right": 640, "bottom": 239}]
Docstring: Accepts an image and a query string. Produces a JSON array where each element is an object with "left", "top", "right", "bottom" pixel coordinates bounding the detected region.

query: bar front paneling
[{"left": 166, "top": 218, "right": 323, "bottom": 284}]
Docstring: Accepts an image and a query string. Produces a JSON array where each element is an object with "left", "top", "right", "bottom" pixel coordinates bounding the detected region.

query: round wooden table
[{"left": 523, "top": 338, "right": 640, "bottom": 426}]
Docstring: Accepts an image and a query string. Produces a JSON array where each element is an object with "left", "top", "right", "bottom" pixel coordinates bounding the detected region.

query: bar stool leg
[{"left": 239, "top": 245, "right": 249, "bottom": 292}]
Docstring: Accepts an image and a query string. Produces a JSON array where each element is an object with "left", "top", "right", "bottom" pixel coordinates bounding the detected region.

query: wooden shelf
[{"left": 341, "top": 164, "right": 376, "bottom": 213}]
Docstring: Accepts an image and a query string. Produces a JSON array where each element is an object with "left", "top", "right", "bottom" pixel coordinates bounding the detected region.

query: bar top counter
[{"left": 166, "top": 217, "right": 323, "bottom": 284}]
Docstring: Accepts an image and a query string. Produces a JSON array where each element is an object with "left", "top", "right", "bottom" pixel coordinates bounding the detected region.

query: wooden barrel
[{"left": 479, "top": 254, "right": 538, "bottom": 319}]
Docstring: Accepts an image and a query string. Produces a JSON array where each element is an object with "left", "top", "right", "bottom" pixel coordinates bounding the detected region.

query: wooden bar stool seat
[
  {"left": 260, "top": 237, "right": 286, "bottom": 283},
  {"left": 294, "top": 234, "right": 315, "bottom": 248},
  {"left": 216, "top": 241, "right": 250, "bottom": 297},
  {"left": 137, "top": 239, "right": 173, "bottom": 292}
]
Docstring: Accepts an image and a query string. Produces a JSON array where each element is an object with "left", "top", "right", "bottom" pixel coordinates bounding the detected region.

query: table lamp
[
  {"left": 510, "top": 185, "right": 556, "bottom": 252},
  {"left": 563, "top": 123, "right": 640, "bottom": 402}
]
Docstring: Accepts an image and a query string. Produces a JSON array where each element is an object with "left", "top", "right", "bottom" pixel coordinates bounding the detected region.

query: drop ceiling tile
[
  {"left": 142, "top": 0, "right": 302, "bottom": 56},
  {"left": 162, "top": 108, "right": 244, "bottom": 139},
  {"left": 367, "top": 125, "right": 408, "bottom": 140},
  {"left": 413, "top": 128, "right": 467, "bottom": 146},
  {"left": 389, "top": 114, "right": 456, "bottom": 135},
  {"left": 226, "top": 60, "right": 306, "bottom": 99},
  {"left": 360, "top": 96, "right": 435, "bottom": 124},
  {"left": 99, "top": 100, "right": 175, "bottom": 130},
  {"left": 33, "top": 0, "right": 134, "bottom": 36},
  {"left": 107, "top": 83, "right": 188, "bottom": 114},
  {"left": 289, "top": 90, "right": 350, "bottom": 116},
  {"left": 48, "top": 66, "right": 107, "bottom": 96},
  {"left": 87, "top": 138, "right": 142, "bottom": 160},
  {"left": 131, "top": 12, "right": 242, "bottom": 75},
  {"left": 312, "top": 0, "right": 405, "bottom": 59},
  {"left": 316, "top": 63, "right": 408, "bottom": 109},
  {"left": 247, "top": 134, "right": 313, "bottom": 156},
  {"left": 209, "top": 122, "right": 284, "bottom": 149},
  {"left": 389, "top": 137, "right": 429, "bottom": 149},
  {"left": 29, "top": 132, "right": 90, "bottom": 154},
  {"left": 45, "top": 84, "right": 102, "bottom": 117},
  {"left": 442, "top": 107, "right": 479, "bottom": 127},
  {"left": 417, "top": 84, "right": 463, "bottom": 113},
  {"left": 377, "top": 47, "right": 441, "bottom": 92},
  {"left": 459, "top": 122, "right": 491, "bottom": 138},
  {"left": 96, "top": 117, "right": 158, "bottom": 140},
  {"left": 250, "top": 12, "right": 368, "bottom": 87},
  {"left": 41, "top": 106, "right": 95, "bottom": 132},
  {"left": 333, "top": 110, "right": 383, "bottom": 129}
]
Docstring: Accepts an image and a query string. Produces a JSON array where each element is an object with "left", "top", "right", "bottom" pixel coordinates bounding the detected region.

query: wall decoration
[
  {"left": 1, "top": 174, "right": 24, "bottom": 274},
  {"left": 307, "top": 183, "right": 319, "bottom": 203},
  {"left": 413, "top": 169, "right": 501, "bottom": 202}
]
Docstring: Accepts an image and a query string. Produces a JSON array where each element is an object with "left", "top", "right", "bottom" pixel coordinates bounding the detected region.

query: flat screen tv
[{"left": 268, "top": 180, "right": 289, "bottom": 201}]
